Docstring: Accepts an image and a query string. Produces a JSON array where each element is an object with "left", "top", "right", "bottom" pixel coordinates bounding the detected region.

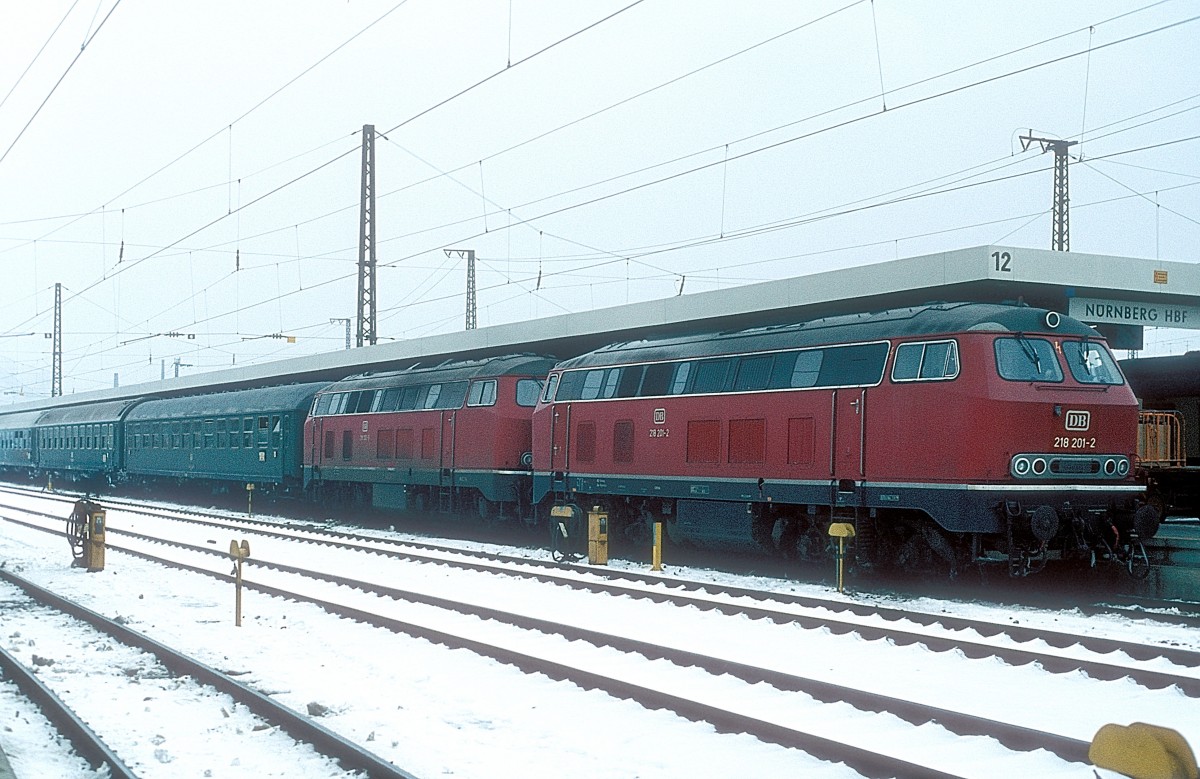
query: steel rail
[{"left": 0, "top": 568, "right": 417, "bottom": 779}]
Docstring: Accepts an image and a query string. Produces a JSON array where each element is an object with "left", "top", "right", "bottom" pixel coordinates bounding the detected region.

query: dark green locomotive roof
[
  {"left": 125, "top": 382, "right": 330, "bottom": 421},
  {"left": 321, "top": 354, "right": 557, "bottom": 393},
  {"left": 555, "top": 302, "right": 1101, "bottom": 370}
]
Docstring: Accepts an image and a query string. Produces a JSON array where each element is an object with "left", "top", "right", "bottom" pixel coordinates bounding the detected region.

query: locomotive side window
[
  {"left": 640, "top": 363, "right": 673, "bottom": 396},
  {"left": 541, "top": 374, "right": 559, "bottom": 403},
  {"left": 733, "top": 355, "right": 772, "bottom": 391},
  {"left": 424, "top": 384, "right": 443, "bottom": 409},
  {"left": 815, "top": 343, "right": 889, "bottom": 386},
  {"left": 400, "top": 386, "right": 421, "bottom": 410},
  {"left": 616, "top": 366, "right": 643, "bottom": 397},
  {"left": 692, "top": 359, "right": 730, "bottom": 394},
  {"left": 439, "top": 381, "right": 468, "bottom": 409},
  {"left": 467, "top": 379, "right": 498, "bottom": 406},
  {"left": 892, "top": 340, "right": 959, "bottom": 382},
  {"left": 516, "top": 379, "right": 543, "bottom": 407},
  {"left": 379, "top": 387, "right": 402, "bottom": 412},
  {"left": 580, "top": 370, "right": 606, "bottom": 400},
  {"left": 669, "top": 362, "right": 692, "bottom": 395},
  {"left": 788, "top": 350, "right": 823, "bottom": 388},
  {"left": 995, "top": 337, "right": 1063, "bottom": 382},
  {"left": 1062, "top": 341, "right": 1123, "bottom": 385}
]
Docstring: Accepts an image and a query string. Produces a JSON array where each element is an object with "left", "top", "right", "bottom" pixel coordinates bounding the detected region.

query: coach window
[
  {"left": 541, "top": 374, "right": 560, "bottom": 403},
  {"left": 229, "top": 418, "right": 239, "bottom": 448},
  {"left": 995, "top": 337, "right": 1063, "bottom": 382},
  {"left": 516, "top": 379, "right": 543, "bottom": 407},
  {"left": 271, "top": 416, "right": 281, "bottom": 447},
  {"left": 243, "top": 417, "right": 253, "bottom": 448},
  {"left": 1062, "top": 341, "right": 1123, "bottom": 385},
  {"left": 217, "top": 419, "right": 228, "bottom": 448},
  {"left": 468, "top": 379, "right": 498, "bottom": 406}
]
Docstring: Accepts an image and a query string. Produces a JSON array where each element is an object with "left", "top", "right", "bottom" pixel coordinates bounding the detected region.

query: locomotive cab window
[
  {"left": 995, "top": 337, "right": 1063, "bottom": 382},
  {"left": 1062, "top": 341, "right": 1123, "bottom": 385},
  {"left": 516, "top": 379, "right": 543, "bottom": 407},
  {"left": 892, "top": 340, "right": 959, "bottom": 382}
]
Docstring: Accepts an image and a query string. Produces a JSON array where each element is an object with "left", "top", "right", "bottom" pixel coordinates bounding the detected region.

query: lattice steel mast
[
  {"left": 51, "top": 282, "right": 62, "bottom": 396},
  {"left": 1020, "top": 133, "right": 1078, "bottom": 251},
  {"left": 356, "top": 124, "right": 377, "bottom": 346}
]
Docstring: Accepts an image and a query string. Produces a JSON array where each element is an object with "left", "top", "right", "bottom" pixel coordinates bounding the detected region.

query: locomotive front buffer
[{"left": 1000, "top": 497, "right": 1161, "bottom": 579}]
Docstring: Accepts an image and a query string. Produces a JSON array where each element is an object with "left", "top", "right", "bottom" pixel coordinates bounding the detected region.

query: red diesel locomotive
[
  {"left": 304, "top": 355, "right": 555, "bottom": 517},
  {"left": 531, "top": 302, "right": 1158, "bottom": 575}
]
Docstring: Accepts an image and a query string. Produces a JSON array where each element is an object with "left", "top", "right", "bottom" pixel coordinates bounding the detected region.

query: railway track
[
  {"left": 0, "top": 571, "right": 416, "bottom": 779},
  {"left": 3, "top": 488, "right": 1198, "bottom": 777}
]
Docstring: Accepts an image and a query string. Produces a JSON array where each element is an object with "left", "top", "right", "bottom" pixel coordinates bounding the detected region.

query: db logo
[
  {"left": 1064, "top": 410, "right": 1090, "bottom": 431},
  {"left": 653, "top": 408, "right": 666, "bottom": 424}
]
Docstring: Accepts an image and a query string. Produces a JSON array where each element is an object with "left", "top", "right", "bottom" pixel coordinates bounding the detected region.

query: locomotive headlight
[
  {"left": 1103, "top": 459, "right": 1117, "bottom": 476},
  {"left": 1117, "top": 458, "right": 1130, "bottom": 476},
  {"left": 1031, "top": 457, "right": 1047, "bottom": 475},
  {"left": 1012, "top": 456, "right": 1031, "bottom": 476}
]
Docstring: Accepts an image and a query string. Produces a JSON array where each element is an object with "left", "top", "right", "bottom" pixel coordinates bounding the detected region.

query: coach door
[{"left": 831, "top": 388, "right": 866, "bottom": 488}]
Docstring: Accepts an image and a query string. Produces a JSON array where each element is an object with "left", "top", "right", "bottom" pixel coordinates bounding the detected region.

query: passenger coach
[
  {"left": 533, "top": 302, "right": 1154, "bottom": 575},
  {"left": 124, "top": 383, "right": 328, "bottom": 493}
]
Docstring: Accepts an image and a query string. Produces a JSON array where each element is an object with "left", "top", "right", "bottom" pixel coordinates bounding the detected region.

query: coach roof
[
  {"left": 125, "top": 382, "right": 329, "bottom": 421},
  {"left": 555, "top": 302, "right": 1100, "bottom": 370}
]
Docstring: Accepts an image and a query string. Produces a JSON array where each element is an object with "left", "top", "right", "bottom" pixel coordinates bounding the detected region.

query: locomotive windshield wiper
[{"left": 1015, "top": 333, "right": 1042, "bottom": 374}]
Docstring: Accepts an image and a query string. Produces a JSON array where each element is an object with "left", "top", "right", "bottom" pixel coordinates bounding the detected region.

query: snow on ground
[{"left": 1, "top": 499, "right": 1198, "bottom": 778}]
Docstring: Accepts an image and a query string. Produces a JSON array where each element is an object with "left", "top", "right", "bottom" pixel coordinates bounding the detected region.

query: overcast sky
[{"left": 0, "top": 0, "right": 1197, "bottom": 398}]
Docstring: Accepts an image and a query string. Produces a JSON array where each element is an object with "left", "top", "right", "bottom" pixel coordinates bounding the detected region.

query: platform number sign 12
[{"left": 992, "top": 250, "right": 1012, "bottom": 273}]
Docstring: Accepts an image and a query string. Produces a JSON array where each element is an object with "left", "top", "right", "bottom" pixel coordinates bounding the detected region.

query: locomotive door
[
  {"left": 548, "top": 403, "right": 571, "bottom": 490},
  {"left": 832, "top": 388, "right": 866, "bottom": 485}
]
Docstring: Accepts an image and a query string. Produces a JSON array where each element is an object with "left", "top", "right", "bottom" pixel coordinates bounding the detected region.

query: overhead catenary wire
[
  {"left": 0, "top": 0, "right": 122, "bottom": 170},
  {"left": 4, "top": 4, "right": 1197, "bottom": 390}
]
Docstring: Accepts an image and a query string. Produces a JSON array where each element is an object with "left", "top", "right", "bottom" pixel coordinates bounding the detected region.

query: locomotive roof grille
[{"left": 556, "top": 302, "right": 1100, "bottom": 370}]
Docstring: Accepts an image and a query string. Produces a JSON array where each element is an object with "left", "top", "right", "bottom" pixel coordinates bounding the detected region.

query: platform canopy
[{"left": 11, "top": 245, "right": 1198, "bottom": 411}]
